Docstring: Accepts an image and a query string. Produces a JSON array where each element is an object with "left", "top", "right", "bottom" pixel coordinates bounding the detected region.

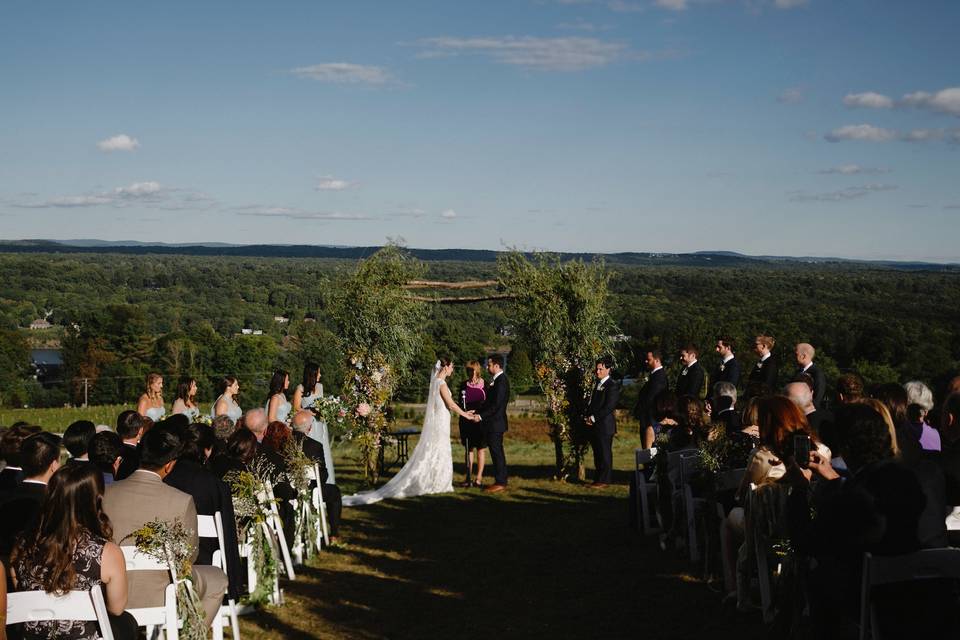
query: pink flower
[{"left": 356, "top": 402, "right": 372, "bottom": 417}]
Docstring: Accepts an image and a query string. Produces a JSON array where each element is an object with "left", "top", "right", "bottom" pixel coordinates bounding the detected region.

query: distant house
[
  {"left": 29, "top": 318, "right": 52, "bottom": 330},
  {"left": 239, "top": 328, "right": 263, "bottom": 336},
  {"left": 274, "top": 315, "right": 290, "bottom": 324}
]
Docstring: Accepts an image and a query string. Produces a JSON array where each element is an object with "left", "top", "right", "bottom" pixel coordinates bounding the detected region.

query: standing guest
[
  {"left": 103, "top": 428, "right": 228, "bottom": 628},
  {"left": 675, "top": 344, "right": 705, "bottom": 399},
  {"left": 90, "top": 430, "right": 124, "bottom": 485},
  {"left": 212, "top": 376, "right": 243, "bottom": 423},
  {"left": 0, "top": 424, "right": 41, "bottom": 490},
  {"left": 835, "top": 372, "right": 865, "bottom": 405},
  {"left": 458, "top": 360, "right": 488, "bottom": 487},
  {"left": 713, "top": 337, "right": 741, "bottom": 387},
  {"left": 0, "top": 432, "right": 61, "bottom": 556},
  {"left": 634, "top": 349, "right": 668, "bottom": 436},
  {"left": 794, "top": 342, "right": 826, "bottom": 408},
  {"left": 292, "top": 363, "right": 336, "bottom": 484},
  {"left": 265, "top": 369, "right": 292, "bottom": 424},
  {"left": 746, "top": 334, "right": 778, "bottom": 398},
  {"left": 904, "top": 380, "right": 941, "bottom": 451},
  {"left": 11, "top": 463, "right": 137, "bottom": 640},
  {"left": 291, "top": 411, "right": 344, "bottom": 543},
  {"left": 712, "top": 382, "right": 741, "bottom": 433},
  {"left": 585, "top": 356, "right": 619, "bottom": 488},
  {"left": 115, "top": 411, "right": 146, "bottom": 481},
  {"left": 136, "top": 372, "right": 166, "bottom": 422},
  {"left": 63, "top": 420, "right": 96, "bottom": 463},
  {"left": 171, "top": 377, "right": 201, "bottom": 421}
]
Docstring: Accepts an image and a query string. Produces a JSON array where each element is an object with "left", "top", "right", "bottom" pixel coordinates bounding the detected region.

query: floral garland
[
  {"left": 281, "top": 437, "right": 320, "bottom": 555},
  {"left": 223, "top": 462, "right": 280, "bottom": 607},
  {"left": 342, "top": 350, "right": 393, "bottom": 483},
  {"left": 123, "top": 518, "right": 207, "bottom": 640}
]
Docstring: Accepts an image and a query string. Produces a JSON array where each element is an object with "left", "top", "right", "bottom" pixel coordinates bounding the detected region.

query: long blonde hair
[
  {"left": 465, "top": 360, "right": 483, "bottom": 384},
  {"left": 145, "top": 372, "right": 163, "bottom": 401}
]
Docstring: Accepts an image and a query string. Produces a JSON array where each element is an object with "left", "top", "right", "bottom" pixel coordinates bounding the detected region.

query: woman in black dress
[{"left": 458, "top": 360, "right": 487, "bottom": 487}]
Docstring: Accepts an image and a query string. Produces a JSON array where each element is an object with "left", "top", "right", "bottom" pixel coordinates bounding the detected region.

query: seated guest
[
  {"left": 712, "top": 382, "right": 741, "bottom": 433},
  {"left": 938, "top": 393, "right": 960, "bottom": 543},
  {"left": 786, "top": 379, "right": 833, "bottom": 440},
  {"left": 835, "top": 372, "right": 865, "bottom": 405},
  {"left": 211, "top": 414, "right": 236, "bottom": 443},
  {"left": 0, "top": 423, "right": 41, "bottom": 490},
  {"left": 642, "top": 390, "right": 677, "bottom": 450},
  {"left": 243, "top": 408, "right": 269, "bottom": 444},
  {"left": 11, "top": 463, "right": 137, "bottom": 640},
  {"left": 195, "top": 423, "right": 219, "bottom": 464},
  {"left": 904, "top": 380, "right": 940, "bottom": 451},
  {"left": 114, "top": 410, "right": 146, "bottom": 481},
  {"left": 63, "top": 420, "right": 96, "bottom": 463},
  {"left": 103, "top": 428, "right": 228, "bottom": 628},
  {"left": 0, "top": 558, "right": 6, "bottom": 640},
  {"left": 291, "top": 410, "right": 343, "bottom": 542},
  {"left": 656, "top": 396, "right": 707, "bottom": 546},
  {"left": 208, "top": 428, "right": 258, "bottom": 480},
  {"left": 89, "top": 430, "right": 124, "bottom": 485},
  {"left": 162, "top": 422, "right": 243, "bottom": 602},
  {"left": 258, "top": 421, "right": 297, "bottom": 545},
  {"left": 0, "top": 432, "right": 61, "bottom": 556},
  {"left": 871, "top": 382, "right": 921, "bottom": 462}
]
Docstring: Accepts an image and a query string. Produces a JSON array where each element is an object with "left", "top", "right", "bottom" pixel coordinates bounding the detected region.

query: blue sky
[{"left": 1, "top": 0, "right": 958, "bottom": 261}]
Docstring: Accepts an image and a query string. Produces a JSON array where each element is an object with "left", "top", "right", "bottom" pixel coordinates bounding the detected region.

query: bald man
[{"left": 794, "top": 343, "right": 826, "bottom": 409}]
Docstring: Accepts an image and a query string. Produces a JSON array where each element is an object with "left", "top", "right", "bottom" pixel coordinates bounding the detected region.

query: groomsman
[
  {"left": 475, "top": 354, "right": 509, "bottom": 493},
  {"left": 586, "top": 356, "right": 620, "bottom": 488},
  {"left": 713, "top": 337, "right": 741, "bottom": 388},
  {"left": 675, "top": 344, "right": 705, "bottom": 398},
  {"left": 633, "top": 349, "right": 668, "bottom": 432},
  {"left": 794, "top": 342, "right": 826, "bottom": 409},
  {"left": 747, "top": 334, "right": 779, "bottom": 398}
]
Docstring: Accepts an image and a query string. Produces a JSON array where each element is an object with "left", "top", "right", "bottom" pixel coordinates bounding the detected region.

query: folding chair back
[
  {"left": 197, "top": 513, "right": 240, "bottom": 640},
  {"left": 634, "top": 448, "right": 660, "bottom": 535},
  {"left": 120, "top": 546, "right": 180, "bottom": 640},
  {"left": 6, "top": 586, "right": 115, "bottom": 640}
]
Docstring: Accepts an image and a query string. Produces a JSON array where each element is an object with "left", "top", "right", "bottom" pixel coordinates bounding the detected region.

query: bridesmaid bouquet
[{"left": 312, "top": 395, "right": 350, "bottom": 427}]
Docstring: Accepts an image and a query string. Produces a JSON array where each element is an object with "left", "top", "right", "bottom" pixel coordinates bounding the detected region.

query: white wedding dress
[{"left": 343, "top": 371, "right": 453, "bottom": 506}]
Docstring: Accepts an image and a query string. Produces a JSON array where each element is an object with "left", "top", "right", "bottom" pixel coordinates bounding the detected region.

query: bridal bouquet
[{"left": 124, "top": 518, "right": 207, "bottom": 640}]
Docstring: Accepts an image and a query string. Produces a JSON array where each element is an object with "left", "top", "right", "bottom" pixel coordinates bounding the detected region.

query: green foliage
[{"left": 0, "top": 329, "right": 31, "bottom": 406}]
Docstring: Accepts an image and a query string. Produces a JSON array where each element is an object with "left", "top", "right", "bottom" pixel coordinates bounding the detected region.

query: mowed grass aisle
[{"left": 239, "top": 420, "right": 760, "bottom": 640}]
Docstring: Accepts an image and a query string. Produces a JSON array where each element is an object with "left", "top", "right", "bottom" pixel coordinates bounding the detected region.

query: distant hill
[{"left": 0, "top": 239, "right": 956, "bottom": 271}]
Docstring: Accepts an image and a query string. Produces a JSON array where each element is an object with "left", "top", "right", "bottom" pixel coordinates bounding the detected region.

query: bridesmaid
[
  {"left": 136, "top": 373, "right": 166, "bottom": 422},
  {"left": 266, "top": 369, "right": 292, "bottom": 424},
  {"left": 292, "top": 362, "right": 336, "bottom": 483},
  {"left": 171, "top": 377, "right": 200, "bottom": 421},
  {"left": 458, "top": 360, "right": 487, "bottom": 487},
  {"left": 212, "top": 376, "right": 243, "bottom": 423}
]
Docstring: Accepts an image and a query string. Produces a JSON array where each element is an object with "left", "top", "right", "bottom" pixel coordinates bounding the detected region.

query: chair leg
[{"left": 228, "top": 599, "right": 240, "bottom": 640}]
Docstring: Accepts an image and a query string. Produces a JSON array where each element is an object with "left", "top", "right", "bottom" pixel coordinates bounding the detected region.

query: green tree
[{"left": 0, "top": 329, "right": 31, "bottom": 406}]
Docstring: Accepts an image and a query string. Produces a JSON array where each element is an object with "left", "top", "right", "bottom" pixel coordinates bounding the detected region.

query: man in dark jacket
[{"left": 586, "top": 356, "right": 620, "bottom": 487}]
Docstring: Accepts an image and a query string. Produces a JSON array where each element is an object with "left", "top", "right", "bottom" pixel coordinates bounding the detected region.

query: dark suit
[
  {"left": 292, "top": 432, "right": 342, "bottom": 538},
  {"left": 675, "top": 361, "right": 705, "bottom": 399},
  {"left": 478, "top": 372, "right": 510, "bottom": 485},
  {"left": 797, "top": 363, "right": 827, "bottom": 409},
  {"left": 0, "top": 466, "right": 23, "bottom": 491},
  {"left": 633, "top": 368, "right": 667, "bottom": 430},
  {"left": 747, "top": 354, "right": 779, "bottom": 396},
  {"left": 116, "top": 442, "right": 140, "bottom": 481},
  {"left": 164, "top": 459, "right": 242, "bottom": 601},
  {"left": 587, "top": 377, "right": 620, "bottom": 484},
  {"left": 713, "top": 357, "right": 741, "bottom": 388},
  {"left": 0, "top": 480, "right": 46, "bottom": 555},
  {"left": 716, "top": 408, "right": 742, "bottom": 434}
]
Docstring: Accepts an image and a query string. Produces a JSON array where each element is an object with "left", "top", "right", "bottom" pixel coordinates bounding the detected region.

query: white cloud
[
  {"left": 414, "top": 36, "right": 629, "bottom": 71},
  {"left": 901, "top": 87, "right": 960, "bottom": 117},
  {"left": 824, "top": 124, "right": 897, "bottom": 142},
  {"left": 15, "top": 195, "right": 115, "bottom": 208},
  {"left": 774, "top": 0, "right": 808, "bottom": 8},
  {"left": 788, "top": 183, "right": 898, "bottom": 203},
  {"left": 654, "top": 0, "right": 687, "bottom": 10},
  {"left": 315, "top": 176, "right": 357, "bottom": 191},
  {"left": 777, "top": 87, "right": 804, "bottom": 104},
  {"left": 440, "top": 209, "right": 458, "bottom": 219},
  {"left": 608, "top": 0, "right": 646, "bottom": 12},
  {"left": 818, "top": 164, "right": 890, "bottom": 175},
  {"left": 97, "top": 134, "right": 140, "bottom": 152},
  {"left": 7, "top": 181, "right": 215, "bottom": 211},
  {"left": 114, "top": 181, "right": 162, "bottom": 198},
  {"left": 842, "top": 92, "right": 894, "bottom": 109},
  {"left": 237, "top": 207, "right": 375, "bottom": 221},
  {"left": 901, "top": 128, "right": 945, "bottom": 142},
  {"left": 290, "top": 63, "right": 392, "bottom": 85}
]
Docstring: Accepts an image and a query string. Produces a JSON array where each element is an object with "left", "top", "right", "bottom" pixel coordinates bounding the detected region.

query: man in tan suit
[{"left": 103, "top": 427, "right": 228, "bottom": 627}]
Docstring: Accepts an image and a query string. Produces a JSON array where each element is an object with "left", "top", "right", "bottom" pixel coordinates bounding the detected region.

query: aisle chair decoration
[
  {"left": 281, "top": 437, "right": 320, "bottom": 562},
  {"left": 124, "top": 517, "right": 207, "bottom": 640},
  {"left": 223, "top": 464, "right": 281, "bottom": 607}
]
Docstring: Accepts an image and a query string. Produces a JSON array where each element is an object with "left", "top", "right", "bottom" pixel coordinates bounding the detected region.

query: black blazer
[
  {"left": 675, "top": 361, "right": 705, "bottom": 398},
  {"left": 478, "top": 373, "right": 510, "bottom": 433},
  {"left": 0, "top": 481, "right": 46, "bottom": 555},
  {"left": 716, "top": 408, "right": 742, "bottom": 434},
  {"left": 587, "top": 378, "right": 620, "bottom": 436},
  {"left": 634, "top": 368, "right": 668, "bottom": 428},
  {"left": 165, "top": 459, "right": 242, "bottom": 600},
  {"left": 116, "top": 443, "right": 140, "bottom": 481},
  {"left": 747, "top": 355, "right": 779, "bottom": 395},
  {"left": 0, "top": 467, "right": 23, "bottom": 491},
  {"left": 797, "top": 363, "right": 827, "bottom": 409},
  {"left": 293, "top": 432, "right": 329, "bottom": 484},
  {"left": 713, "top": 357, "right": 741, "bottom": 388}
]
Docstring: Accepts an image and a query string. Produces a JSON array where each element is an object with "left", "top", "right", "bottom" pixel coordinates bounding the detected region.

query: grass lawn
[{"left": 238, "top": 419, "right": 761, "bottom": 640}]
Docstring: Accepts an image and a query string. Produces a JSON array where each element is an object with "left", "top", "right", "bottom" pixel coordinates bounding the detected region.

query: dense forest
[{"left": 1, "top": 250, "right": 958, "bottom": 409}]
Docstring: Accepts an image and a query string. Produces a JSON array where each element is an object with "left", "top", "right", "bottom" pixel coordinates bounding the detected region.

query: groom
[{"left": 473, "top": 354, "right": 509, "bottom": 493}]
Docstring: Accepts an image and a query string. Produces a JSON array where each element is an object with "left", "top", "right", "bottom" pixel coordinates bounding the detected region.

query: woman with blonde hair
[
  {"left": 458, "top": 360, "right": 487, "bottom": 487},
  {"left": 136, "top": 372, "right": 165, "bottom": 422}
]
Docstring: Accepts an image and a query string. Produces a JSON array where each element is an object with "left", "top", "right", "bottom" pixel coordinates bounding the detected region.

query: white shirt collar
[
  {"left": 133, "top": 469, "right": 162, "bottom": 480},
  {"left": 722, "top": 354, "right": 734, "bottom": 364},
  {"left": 4, "top": 466, "right": 22, "bottom": 471},
  {"left": 760, "top": 352, "right": 771, "bottom": 362},
  {"left": 801, "top": 362, "right": 812, "bottom": 372},
  {"left": 22, "top": 479, "right": 47, "bottom": 486},
  {"left": 492, "top": 371, "right": 503, "bottom": 381},
  {"left": 598, "top": 375, "right": 609, "bottom": 386},
  {"left": 685, "top": 359, "right": 698, "bottom": 367},
  {"left": 650, "top": 366, "right": 663, "bottom": 374}
]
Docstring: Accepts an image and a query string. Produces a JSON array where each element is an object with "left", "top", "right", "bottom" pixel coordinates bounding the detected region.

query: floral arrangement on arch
[{"left": 342, "top": 350, "right": 394, "bottom": 481}]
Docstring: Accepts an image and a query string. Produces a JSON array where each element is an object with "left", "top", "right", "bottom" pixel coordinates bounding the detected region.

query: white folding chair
[
  {"left": 236, "top": 519, "right": 282, "bottom": 608},
  {"left": 262, "top": 480, "right": 296, "bottom": 580},
  {"left": 121, "top": 545, "right": 180, "bottom": 640},
  {"left": 198, "top": 513, "right": 240, "bottom": 640},
  {"left": 308, "top": 463, "right": 331, "bottom": 547},
  {"left": 860, "top": 548, "right": 960, "bottom": 640},
  {"left": 634, "top": 448, "right": 661, "bottom": 536},
  {"left": 6, "top": 585, "right": 115, "bottom": 640},
  {"left": 946, "top": 506, "right": 960, "bottom": 531}
]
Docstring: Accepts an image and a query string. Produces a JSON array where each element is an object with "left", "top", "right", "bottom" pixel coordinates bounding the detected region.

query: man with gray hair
[
  {"left": 290, "top": 410, "right": 343, "bottom": 543},
  {"left": 786, "top": 380, "right": 831, "bottom": 438},
  {"left": 794, "top": 342, "right": 826, "bottom": 409},
  {"left": 712, "top": 381, "right": 740, "bottom": 432},
  {"left": 244, "top": 408, "right": 268, "bottom": 443}
]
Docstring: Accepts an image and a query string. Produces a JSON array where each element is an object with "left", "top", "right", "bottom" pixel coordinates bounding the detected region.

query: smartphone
[{"left": 794, "top": 434, "right": 811, "bottom": 468}]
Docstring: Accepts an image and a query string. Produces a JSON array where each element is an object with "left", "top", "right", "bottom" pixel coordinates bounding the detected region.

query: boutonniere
[
  {"left": 757, "top": 362, "right": 763, "bottom": 369},
  {"left": 681, "top": 368, "right": 689, "bottom": 376},
  {"left": 719, "top": 364, "right": 726, "bottom": 372}
]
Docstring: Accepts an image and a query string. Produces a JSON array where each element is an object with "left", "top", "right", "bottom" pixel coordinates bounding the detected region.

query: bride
[{"left": 343, "top": 357, "right": 474, "bottom": 506}]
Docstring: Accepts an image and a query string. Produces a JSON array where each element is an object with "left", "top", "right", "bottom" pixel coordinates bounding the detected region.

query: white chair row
[{"left": 6, "top": 586, "right": 115, "bottom": 640}]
